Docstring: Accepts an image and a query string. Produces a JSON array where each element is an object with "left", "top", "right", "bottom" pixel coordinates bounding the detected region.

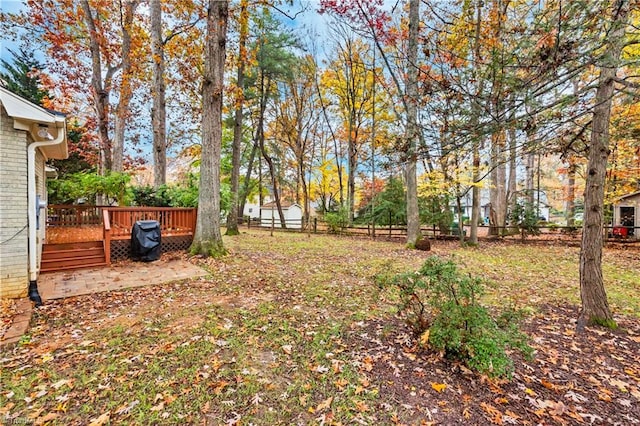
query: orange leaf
[
  {"left": 431, "top": 382, "right": 447, "bottom": 393},
  {"left": 480, "top": 402, "right": 503, "bottom": 425}
]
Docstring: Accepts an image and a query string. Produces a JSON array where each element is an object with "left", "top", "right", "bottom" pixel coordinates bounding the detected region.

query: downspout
[{"left": 27, "top": 123, "right": 66, "bottom": 306}]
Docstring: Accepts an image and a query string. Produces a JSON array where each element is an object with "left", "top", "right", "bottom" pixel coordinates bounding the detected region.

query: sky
[{"left": 0, "top": 0, "right": 26, "bottom": 62}]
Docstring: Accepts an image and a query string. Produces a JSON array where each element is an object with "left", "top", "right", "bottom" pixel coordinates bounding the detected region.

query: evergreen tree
[{"left": 0, "top": 47, "right": 49, "bottom": 105}]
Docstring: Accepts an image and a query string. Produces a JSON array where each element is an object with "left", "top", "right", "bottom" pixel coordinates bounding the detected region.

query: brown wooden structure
[{"left": 42, "top": 206, "right": 197, "bottom": 272}]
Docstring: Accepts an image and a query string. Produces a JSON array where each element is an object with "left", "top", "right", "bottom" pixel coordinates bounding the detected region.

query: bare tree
[
  {"left": 226, "top": 0, "right": 249, "bottom": 235},
  {"left": 150, "top": 0, "right": 167, "bottom": 188}
]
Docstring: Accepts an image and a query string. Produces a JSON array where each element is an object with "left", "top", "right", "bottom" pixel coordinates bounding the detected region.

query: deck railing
[
  {"left": 103, "top": 207, "right": 197, "bottom": 239},
  {"left": 47, "top": 204, "right": 103, "bottom": 226}
]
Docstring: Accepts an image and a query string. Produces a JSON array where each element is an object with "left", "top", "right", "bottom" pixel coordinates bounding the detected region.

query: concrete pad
[{"left": 38, "top": 259, "right": 209, "bottom": 301}]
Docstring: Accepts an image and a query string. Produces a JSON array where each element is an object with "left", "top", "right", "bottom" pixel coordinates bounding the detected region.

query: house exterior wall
[{"left": 0, "top": 105, "right": 29, "bottom": 298}]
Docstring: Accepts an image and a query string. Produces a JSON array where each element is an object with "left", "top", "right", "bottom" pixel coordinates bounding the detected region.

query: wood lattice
[{"left": 110, "top": 236, "right": 193, "bottom": 261}]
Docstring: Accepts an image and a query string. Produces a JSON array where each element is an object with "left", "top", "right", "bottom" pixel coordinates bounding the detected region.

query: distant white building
[
  {"left": 243, "top": 202, "right": 261, "bottom": 220},
  {"left": 612, "top": 191, "right": 639, "bottom": 238},
  {"left": 260, "top": 202, "right": 303, "bottom": 229}
]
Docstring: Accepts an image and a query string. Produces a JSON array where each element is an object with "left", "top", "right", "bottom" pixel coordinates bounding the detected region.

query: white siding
[{"left": 0, "top": 105, "right": 29, "bottom": 298}]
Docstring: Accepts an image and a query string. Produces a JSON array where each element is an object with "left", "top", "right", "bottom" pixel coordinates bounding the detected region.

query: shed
[
  {"left": 0, "top": 86, "right": 68, "bottom": 303},
  {"left": 612, "top": 190, "right": 640, "bottom": 238},
  {"left": 260, "top": 202, "right": 303, "bottom": 229}
]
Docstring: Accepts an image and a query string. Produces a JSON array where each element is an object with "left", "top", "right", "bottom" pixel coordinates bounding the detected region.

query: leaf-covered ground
[{"left": 1, "top": 231, "right": 639, "bottom": 425}]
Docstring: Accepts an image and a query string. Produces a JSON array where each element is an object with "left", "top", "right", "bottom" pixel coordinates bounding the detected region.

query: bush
[
  {"left": 508, "top": 202, "right": 540, "bottom": 239},
  {"left": 324, "top": 206, "right": 349, "bottom": 233},
  {"left": 377, "top": 256, "right": 532, "bottom": 378}
]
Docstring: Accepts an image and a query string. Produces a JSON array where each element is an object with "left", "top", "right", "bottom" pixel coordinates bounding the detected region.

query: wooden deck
[{"left": 43, "top": 206, "right": 197, "bottom": 271}]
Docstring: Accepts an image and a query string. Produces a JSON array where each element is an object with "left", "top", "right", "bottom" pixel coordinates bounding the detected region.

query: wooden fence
[{"left": 240, "top": 217, "right": 639, "bottom": 242}]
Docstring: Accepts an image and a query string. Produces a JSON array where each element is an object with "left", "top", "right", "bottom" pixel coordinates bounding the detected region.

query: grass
[{"left": 0, "top": 231, "right": 638, "bottom": 424}]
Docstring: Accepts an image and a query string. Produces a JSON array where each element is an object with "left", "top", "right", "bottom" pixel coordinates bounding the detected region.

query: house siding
[{"left": 0, "top": 105, "right": 29, "bottom": 298}]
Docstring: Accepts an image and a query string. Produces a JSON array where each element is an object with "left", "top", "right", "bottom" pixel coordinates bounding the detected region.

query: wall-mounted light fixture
[{"left": 37, "top": 127, "right": 54, "bottom": 140}]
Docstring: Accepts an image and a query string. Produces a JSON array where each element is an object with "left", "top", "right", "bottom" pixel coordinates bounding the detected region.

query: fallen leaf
[
  {"left": 480, "top": 402, "right": 503, "bottom": 425},
  {"left": 540, "top": 379, "right": 557, "bottom": 391},
  {"left": 549, "top": 400, "right": 567, "bottom": 416},
  {"left": 419, "top": 330, "right": 430, "bottom": 346},
  {"left": 115, "top": 400, "right": 139, "bottom": 415},
  {"left": 35, "top": 412, "right": 59, "bottom": 425},
  {"left": 334, "top": 378, "right": 348, "bottom": 390},
  {"left": 609, "top": 378, "right": 629, "bottom": 392},
  {"left": 355, "top": 400, "right": 369, "bottom": 412},
  {"left": 316, "top": 396, "right": 333, "bottom": 412},
  {"left": 431, "top": 382, "right": 447, "bottom": 393},
  {"left": 51, "top": 379, "right": 72, "bottom": 390},
  {"left": 88, "top": 412, "right": 110, "bottom": 426},
  {"left": 617, "top": 398, "right": 632, "bottom": 408},
  {"left": 150, "top": 402, "right": 164, "bottom": 412}
]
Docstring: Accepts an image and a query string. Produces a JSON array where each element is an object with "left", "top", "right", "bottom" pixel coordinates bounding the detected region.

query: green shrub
[
  {"left": 377, "top": 256, "right": 532, "bottom": 378},
  {"left": 508, "top": 202, "right": 540, "bottom": 239},
  {"left": 324, "top": 206, "right": 349, "bottom": 233}
]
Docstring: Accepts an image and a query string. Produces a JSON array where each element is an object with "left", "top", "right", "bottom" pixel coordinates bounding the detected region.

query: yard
[{"left": 1, "top": 231, "right": 639, "bottom": 425}]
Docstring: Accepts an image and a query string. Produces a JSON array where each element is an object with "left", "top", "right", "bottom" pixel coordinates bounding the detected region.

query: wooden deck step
[
  {"left": 43, "top": 241, "right": 103, "bottom": 251},
  {"left": 41, "top": 261, "right": 108, "bottom": 273},
  {"left": 41, "top": 241, "right": 107, "bottom": 273}
]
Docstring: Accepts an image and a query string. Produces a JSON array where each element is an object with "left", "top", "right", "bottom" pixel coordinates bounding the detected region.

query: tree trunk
[
  {"left": 405, "top": 0, "right": 421, "bottom": 247},
  {"left": 489, "top": 130, "right": 507, "bottom": 236},
  {"left": 226, "top": 0, "right": 248, "bottom": 236},
  {"left": 525, "top": 144, "right": 535, "bottom": 205},
  {"left": 257, "top": 73, "right": 287, "bottom": 228},
  {"left": 81, "top": 0, "right": 112, "bottom": 174},
  {"left": 566, "top": 155, "right": 577, "bottom": 227},
  {"left": 469, "top": 0, "right": 484, "bottom": 245},
  {"left": 579, "top": 0, "right": 629, "bottom": 329},
  {"left": 239, "top": 139, "right": 258, "bottom": 218},
  {"left": 507, "top": 112, "right": 517, "bottom": 220},
  {"left": 112, "top": 0, "right": 138, "bottom": 173},
  {"left": 191, "top": 0, "right": 228, "bottom": 257},
  {"left": 150, "top": 0, "right": 167, "bottom": 188}
]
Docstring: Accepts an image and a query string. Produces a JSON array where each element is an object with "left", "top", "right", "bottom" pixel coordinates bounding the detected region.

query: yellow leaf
[
  {"left": 525, "top": 388, "right": 537, "bottom": 396},
  {"left": 419, "top": 330, "right": 430, "bottom": 347},
  {"left": 431, "top": 382, "right": 447, "bottom": 393},
  {"left": 403, "top": 352, "right": 417, "bottom": 361}
]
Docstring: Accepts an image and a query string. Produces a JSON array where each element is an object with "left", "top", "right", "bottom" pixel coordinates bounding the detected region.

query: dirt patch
[{"left": 345, "top": 304, "right": 640, "bottom": 425}]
